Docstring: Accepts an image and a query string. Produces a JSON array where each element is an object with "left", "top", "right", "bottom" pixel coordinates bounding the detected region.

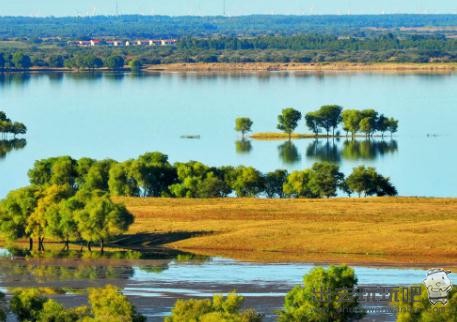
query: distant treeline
[
  {"left": 1, "top": 15, "right": 457, "bottom": 38},
  {"left": 4, "top": 33, "right": 457, "bottom": 69}
]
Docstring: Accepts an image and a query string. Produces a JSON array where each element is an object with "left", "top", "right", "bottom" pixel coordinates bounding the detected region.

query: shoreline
[
  {"left": 2, "top": 62, "right": 457, "bottom": 74},
  {"left": 144, "top": 62, "right": 457, "bottom": 73}
]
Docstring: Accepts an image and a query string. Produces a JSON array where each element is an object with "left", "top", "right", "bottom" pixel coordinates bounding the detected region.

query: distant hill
[{"left": 1, "top": 14, "right": 457, "bottom": 38}]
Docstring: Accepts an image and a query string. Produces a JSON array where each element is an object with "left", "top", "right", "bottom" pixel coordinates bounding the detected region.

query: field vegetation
[{"left": 122, "top": 197, "right": 457, "bottom": 266}]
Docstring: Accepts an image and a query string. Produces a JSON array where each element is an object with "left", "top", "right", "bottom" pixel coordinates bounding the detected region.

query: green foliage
[
  {"left": 345, "top": 166, "right": 397, "bottom": 197},
  {"left": 264, "top": 169, "right": 288, "bottom": 198},
  {"left": 12, "top": 52, "right": 32, "bottom": 69},
  {"left": 0, "top": 185, "right": 40, "bottom": 240},
  {"left": 393, "top": 286, "right": 457, "bottom": 322},
  {"left": 87, "top": 285, "right": 145, "bottom": 322},
  {"left": 75, "top": 195, "right": 134, "bottom": 246},
  {"left": 166, "top": 292, "right": 262, "bottom": 322},
  {"left": 9, "top": 286, "right": 143, "bottom": 322},
  {"left": 128, "top": 59, "right": 143, "bottom": 72},
  {"left": 283, "top": 169, "right": 317, "bottom": 198},
  {"left": 235, "top": 117, "right": 253, "bottom": 136},
  {"left": 230, "top": 166, "right": 264, "bottom": 197},
  {"left": 170, "top": 161, "right": 229, "bottom": 198},
  {"left": 315, "top": 105, "right": 343, "bottom": 136},
  {"left": 10, "top": 288, "right": 48, "bottom": 321},
  {"left": 308, "top": 162, "right": 344, "bottom": 198},
  {"left": 277, "top": 108, "right": 302, "bottom": 138},
  {"left": 0, "top": 111, "right": 27, "bottom": 138},
  {"left": 341, "top": 109, "right": 363, "bottom": 136},
  {"left": 105, "top": 55, "right": 125, "bottom": 70},
  {"left": 279, "top": 265, "right": 365, "bottom": 322}
]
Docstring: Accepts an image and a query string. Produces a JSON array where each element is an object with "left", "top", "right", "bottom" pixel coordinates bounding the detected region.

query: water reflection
[
  {"left": 306, "top": 139, "right": 398, "bottom": 162},
  {"left": 278, "top": 141, "right": 301, "bottom": 164},
  {"left": 235, "top": 139, "right": 252, "bottom": 154},
  {"left": 0, "top": 139, "right": 26, "bottom": 159}
]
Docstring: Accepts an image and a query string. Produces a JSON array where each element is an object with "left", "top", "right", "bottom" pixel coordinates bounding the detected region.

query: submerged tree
[
  {"left": 235, "top": 117, "right": 254, "bottom": 138},
  {"left": 277, "top": 108, "right": 302, "bottom": 140}
]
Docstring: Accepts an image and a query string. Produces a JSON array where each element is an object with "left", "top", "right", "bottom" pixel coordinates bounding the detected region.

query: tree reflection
[
  {"left": 341, "top": 139, "right": 398, "bottom": 160},
  {"left": 0, "top": 138, "right": 27, "bottom": 159},
  {"left": 278, "top": 141, "right": 301, "bottom": 164},
  {"left": 305, "top": 139, "right": 398, "bottom": 162},
  {"left": 235, "top": 139, "right": 252, "bottom": 154},
  {"left": 306, "top": 139, "right": 341, "bottom": 163}
]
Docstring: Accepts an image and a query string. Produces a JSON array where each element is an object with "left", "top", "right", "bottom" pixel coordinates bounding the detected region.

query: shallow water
[
  {"left": 0, "top": 71, "right": 457, "bottom": 197},
  {"left": 0, "top": 247, "right": 451, "bottom": 321}
]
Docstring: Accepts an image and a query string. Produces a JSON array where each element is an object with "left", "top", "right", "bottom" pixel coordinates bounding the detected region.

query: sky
[{"left": 0, "top": 0, "right": 456, "bottom": 17}]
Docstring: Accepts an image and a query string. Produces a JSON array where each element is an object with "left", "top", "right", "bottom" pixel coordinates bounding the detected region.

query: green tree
[
  {"left": 341, "top": 109, "right": 363, "bottom": 137},
  {"left": 345, "top": 166, "right": 397, "bottom": 197},
  {"left": 0, "top": 186, "right": 40, "bottom": 250},
  {"left": 87, "top": 285, "right": 145, "bottom": 322},
  {"left": 283, "top": 170, "right": 317, "bottom": 198},
  {"left": 129, "top": 152, "right": 177, "bottom": 197},
  {"left": 279, "top": 265, "right": 365, "bottom": 322},
  {"left": 230, "top": 166, "right": 264, "bottom": 197},
  {"left": 376, "top": 114, "right": 389, "bottom": 137},
  {"left": 108, "top": 161, "right": 140, "bottom": 197},
  {"left": 166, "top": 292, "right": 262, "bottom": 322},
  {"left": 75, "top": 195, "right": 134, "bottom": 252},
  {"left": 11, "top": 122, "right": 27, "bottom": 137},
  {"left": 305, "top": 112, "right": 321, "bottom": 136},
  {"left": 359, "top": 117, "right": 376, "bottom": 138},
  {"left": 277, "top": 108, "right": 302, "bottom": 139},
  {"left": 10, "top": 288, "right": 48, "bottom": 321},
  {"left": 393, "top": 286, "right": 457, "bottom": 322},
  {"left": 235, "top": 117, "right": 253, "bottom": 138},
  {"left": 129, "top": 59, "right": 143, "bottom": 72},
  {"left": 308, "top": 162, "right": 344, "bottom": 198},
  {"left": 105, "top": 55, "right": 125, "bottom": 70},
  {"left": 48, "top": 55, "right": 65, "bottom": 68},
  {"left": 387, "top": 117, "right": 399, "bottom": 137},
  {"left": 316, "top": 105, "right": 343, "bottom": 136},
  {"left": 81, "top": 159, "right": 116, "bottom": 192},
  {"left": 12, "top": 52, "right": 32, "bottom": 69},
  {"left": 264, "top": 169, "right": 288, "bottom": 198}
]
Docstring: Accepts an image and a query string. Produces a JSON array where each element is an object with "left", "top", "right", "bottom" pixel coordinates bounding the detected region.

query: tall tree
[
  {"left": 341, "top": 109, "right": 363, "bottom": 137},
  {"left": 279, "top": 265, "right": 365, "bottom": 322},
  {"left": 308, "top": 162, "right": 344, "bottom": 198},
  {"left": 277, "top": 108, "right": 302, "bottom": 140},
  {"left": 305, "top": 112, "right": 321, "bottom": 136},
  {"left": 316, "top": 105, "right": 343, "bottom": 136},
  {"left": 235, "top": 117, "right": 253, "bottom": 138},
  {"left": 264, "top": 169, "right": 288, "bottom": 198}
]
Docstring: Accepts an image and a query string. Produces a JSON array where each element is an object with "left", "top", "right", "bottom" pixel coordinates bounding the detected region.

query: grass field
[{"left": 120, "top": 197, "right": 457, "bottom": 267}]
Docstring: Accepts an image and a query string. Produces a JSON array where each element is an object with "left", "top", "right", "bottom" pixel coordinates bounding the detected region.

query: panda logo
[{"left": 423, "top": 268, "right": 452, "bottom": 305}]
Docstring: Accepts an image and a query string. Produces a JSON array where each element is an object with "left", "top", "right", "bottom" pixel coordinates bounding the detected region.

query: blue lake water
[{"left": 0, "top": 71, "right": 456, "bottom": 197}]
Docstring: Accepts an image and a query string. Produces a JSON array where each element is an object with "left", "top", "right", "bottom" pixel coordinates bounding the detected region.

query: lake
[
  {"left": 0, "top": 248, "right": 446, "bottom": 321},
  {"left": 0, "top": 71, "right": 456, "bottom": 197}
]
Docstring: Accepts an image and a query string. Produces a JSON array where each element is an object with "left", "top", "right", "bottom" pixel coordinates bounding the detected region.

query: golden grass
[
  {"left": 120, "top": 197, "right": 457, "bottom": 267},
  {"left": 145, "top": 62, "right": 457, "bottom": 73}
]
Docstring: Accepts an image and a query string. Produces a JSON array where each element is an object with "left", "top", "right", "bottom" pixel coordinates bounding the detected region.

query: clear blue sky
[{"left": 0, "top": 0, "right": 456, "bottom": 17}]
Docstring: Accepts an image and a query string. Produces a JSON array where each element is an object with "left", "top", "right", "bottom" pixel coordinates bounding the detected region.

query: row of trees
[
  {"left": 4, "top": 285, "right": 145, "bottom": 322},
  {"left": 236, "top": 106, "right": 398, "bottom": 140},
  {"left": 0, "top": 51, "right": 143, "bottom": 71},
  {"left": 0, "top": 111, "right": 27, "bottom": 139},
  {"left": 20, "top": 152, "right": 397, "bottom": 199}
]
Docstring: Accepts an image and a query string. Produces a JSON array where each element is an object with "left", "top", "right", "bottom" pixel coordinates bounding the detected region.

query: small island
[{"left": 248, "top": 105, "right": 398, "bottom": 140}]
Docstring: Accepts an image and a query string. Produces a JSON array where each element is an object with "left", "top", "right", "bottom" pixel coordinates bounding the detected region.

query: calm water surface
[
  {"left": 0, "top": 71, "right": 456, "bottom": 197},
  {"left": 0, "top": 248, "right": 449, "bottom": 321}
]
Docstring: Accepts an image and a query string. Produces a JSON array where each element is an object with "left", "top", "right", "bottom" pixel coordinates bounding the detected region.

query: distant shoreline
[
  {"left": 145, "top": 62, "right": 457, "bottom": 73},
  {"left": 2, "top": 62, "right": 457, "bottom": 74}
]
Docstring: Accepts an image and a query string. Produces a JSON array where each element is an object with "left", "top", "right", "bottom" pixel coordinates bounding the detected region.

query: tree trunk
[
  {"left": 100, "top": 240, "right": 104, "bottom": 254},
  {"left": 38, "top": 237, "right": 45, "bottom": 251},
  {"left": 87, "top": 241, "right": 92, "bottom": 252},
  {"left": 64, "top": 240, "right": 70, "bottom": 251},
  {"left": 28, "top": 238, "right": 33, "bottom": 251}
]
